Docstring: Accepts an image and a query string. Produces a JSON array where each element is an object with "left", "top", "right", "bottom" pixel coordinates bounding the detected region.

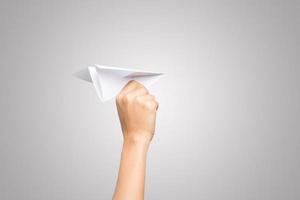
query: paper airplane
[{"left": 75, "top": 64, "right": 164, "bottom": 102}]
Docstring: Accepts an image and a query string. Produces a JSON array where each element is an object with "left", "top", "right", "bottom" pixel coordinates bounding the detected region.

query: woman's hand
[{"left": 116, "top": 80, "right": 159, "bottom": 143}]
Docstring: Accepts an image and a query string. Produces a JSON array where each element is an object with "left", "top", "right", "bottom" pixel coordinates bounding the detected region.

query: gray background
[{"left": 0, "top": 0, "right": 299, "bottom": 199}]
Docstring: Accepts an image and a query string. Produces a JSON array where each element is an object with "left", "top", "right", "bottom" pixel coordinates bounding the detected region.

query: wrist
[
  {"left": 123, "top": 133, "right": 151, "bottom": 148},
  {"left": 122, "top": 138, "right": 150, "bottom": 158}
]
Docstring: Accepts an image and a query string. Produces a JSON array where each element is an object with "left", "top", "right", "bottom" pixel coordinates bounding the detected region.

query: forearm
[
  {"left": 113, "top": 137, "right": 150, "bottom": 200},
  {"left": 113, "top": 80, "right": 158, "bottom": 200}
]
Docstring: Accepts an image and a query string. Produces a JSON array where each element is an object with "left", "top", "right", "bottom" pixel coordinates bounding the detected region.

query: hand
[{"left": 116, "top": 80, "right": 159, "bottom": 143}]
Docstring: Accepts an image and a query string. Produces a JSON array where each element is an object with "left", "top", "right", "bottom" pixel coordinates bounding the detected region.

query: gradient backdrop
[{"left": 0, "top": 0, "right": 299, "bottom": 199}]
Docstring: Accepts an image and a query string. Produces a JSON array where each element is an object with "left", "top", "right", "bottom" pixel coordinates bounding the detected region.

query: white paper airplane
[{"left": 75, "top": 64, "right": 164, "bottom": 102}]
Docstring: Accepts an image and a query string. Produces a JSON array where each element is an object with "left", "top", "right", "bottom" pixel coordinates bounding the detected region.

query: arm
[{"left": 112, "top": 80, "right": 159, "bottom": 200}]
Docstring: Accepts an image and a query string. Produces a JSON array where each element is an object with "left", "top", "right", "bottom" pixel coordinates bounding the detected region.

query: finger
[
  {"left": 139, "top": 95, "right": 159, "bottom": 110},
  {"left": 119, "top": 80, "right": 139, "bottom": 95},
  {"left": 145, "top": 100, "right": 159, "bottom": 111},
  {"left": 151, "top": 100, "right": 159, "bottom": 110},
  {"left": 126, "top": 87, "right": 148, "bottom": 99},
  {"left": 120, "top": 80, "right": 145, "bottom": 95},
  {"left": 138, "top": 94, "right": 155, "bottom": 101}
]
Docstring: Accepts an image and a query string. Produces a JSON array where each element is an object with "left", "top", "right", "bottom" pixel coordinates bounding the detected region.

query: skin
[{"left": 112, "top": 80, "right": 159, "bottom": 200}]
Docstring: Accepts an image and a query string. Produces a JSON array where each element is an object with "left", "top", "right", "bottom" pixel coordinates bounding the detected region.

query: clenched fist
[{"left": 116, "top": 80, "right": 159, "bottom": 143}]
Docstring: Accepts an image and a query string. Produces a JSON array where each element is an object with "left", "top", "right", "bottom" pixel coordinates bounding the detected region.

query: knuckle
[
  {"left": 128, "top": 79, "right": 136, "bottom": 84},
  {"left": 149, "top": 94, "right": 155, "bottom": 100},
  {"left": 124, "top": 94, "right": 134, "bottom": 102},
  {"left": 136, "top": 96, "right": 143, "bottom": 104},
  {"left": 142, "top": 86, "right": 149, "bottom": 93},
  {"left": 142, "top": 88, "right": 149, "bottom": 95},
  {"left": 123, "top": 80, "right": 133, "bottom": 89},
  {"left": 116, "top": 93, "right": 123, "bottom": 103},
  {"left": 136, "top": 83, "right": 148, "bottom": 92},
  {"left": 129, "top": 80, "right": 138, "bottom": 86},
  {"left": 132, "top": 80, "right": 139, "bottom": 85},
  {"left": 144, "top": 101, "right": 155, "bottom": 110},
  {"left": 125, "top": 80, "right": 137, "bottom": 88}
]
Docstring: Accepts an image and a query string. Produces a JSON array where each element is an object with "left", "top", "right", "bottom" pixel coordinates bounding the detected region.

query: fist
[{"left": 116, "top": 80, "right": 159, "bottom": 143}]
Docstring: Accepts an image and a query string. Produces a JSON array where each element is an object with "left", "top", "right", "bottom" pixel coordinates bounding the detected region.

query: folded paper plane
[{"left": 75, "top": 65, "right": 164, "bottom": 102}]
